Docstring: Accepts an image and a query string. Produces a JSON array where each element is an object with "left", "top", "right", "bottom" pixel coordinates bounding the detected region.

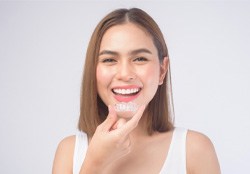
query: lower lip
[{"left": 114, "top": 92, "right": 140, "bottom": 102}]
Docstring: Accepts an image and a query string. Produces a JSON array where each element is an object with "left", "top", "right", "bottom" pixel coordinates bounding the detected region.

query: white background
[{"left": 0, "top": 1, "right": 249, "bottom": 173}]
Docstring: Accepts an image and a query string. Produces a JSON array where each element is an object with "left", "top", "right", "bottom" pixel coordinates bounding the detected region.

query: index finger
[{"left": 117, "top": 105, "right": 146, "bottom": 136}]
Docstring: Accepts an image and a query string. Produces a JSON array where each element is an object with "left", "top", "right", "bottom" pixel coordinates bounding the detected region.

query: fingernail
[
  {"left": 108, "top": 105, "right": 114, "bottom": 113},
  {"left": 108, "top": 105, "right": 111, "bottom": 110}
]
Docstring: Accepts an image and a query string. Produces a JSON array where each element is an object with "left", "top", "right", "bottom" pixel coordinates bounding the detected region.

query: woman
[{"left": 52, "top": 8, "right": 220, "bottom": 174}]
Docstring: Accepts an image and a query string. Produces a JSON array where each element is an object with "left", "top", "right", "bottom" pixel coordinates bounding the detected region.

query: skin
[
  {"left": 96, "top": 23, "right": 167, "bottom": 119},
  {"left": 52, "top": 23, "right": 221, "bottom": 174}
]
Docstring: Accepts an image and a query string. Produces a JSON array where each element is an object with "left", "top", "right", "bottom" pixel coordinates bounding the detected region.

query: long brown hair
[{"left": 78, "top": 8, "right": 174, "bottom": 136}]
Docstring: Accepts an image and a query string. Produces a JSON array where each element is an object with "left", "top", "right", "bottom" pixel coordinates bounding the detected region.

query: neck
[{"left": 128, "top": 112, "right": 154, "bottom": 142}]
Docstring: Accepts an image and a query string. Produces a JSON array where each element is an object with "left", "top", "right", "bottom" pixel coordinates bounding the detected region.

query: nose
[{"left": 116, "top": 62, "right": 136, "bottom": 81}]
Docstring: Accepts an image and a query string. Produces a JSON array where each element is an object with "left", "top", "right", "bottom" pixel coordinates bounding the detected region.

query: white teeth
[
  {"left": 113, "top": 88, "right": 140, "bottom": 95},
  {"left": 115, "top": 102, "right": 138, "bottom": 112}
]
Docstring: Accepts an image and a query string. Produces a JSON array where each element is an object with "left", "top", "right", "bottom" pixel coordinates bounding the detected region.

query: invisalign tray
[{"left": 115, "top": 102, "right": 138, "bottom": 112}]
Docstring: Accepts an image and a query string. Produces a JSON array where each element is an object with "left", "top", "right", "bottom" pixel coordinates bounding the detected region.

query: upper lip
[{"left": 112, "top": 85, "right": 141, "bottom": 89}]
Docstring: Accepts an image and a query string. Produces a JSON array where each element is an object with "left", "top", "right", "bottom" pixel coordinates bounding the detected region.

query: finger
[
  {"left": 111, "top": 118, "right": 126, "bottom": 130},
  {"left": 102, "top": 105, "right": 117, "bottom": 131},
  {"left": 117, "top": 118, "right": 127, "bottom": 129},
  {"left": 122, "top": 137, "right": 131, "bottom": 150},
  {"left": 117, "top": 105, "right": 146, "bottom": 136}
]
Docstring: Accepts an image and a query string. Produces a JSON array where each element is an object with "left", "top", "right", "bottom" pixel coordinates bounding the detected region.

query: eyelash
[
  {"left": 100, "top": 57, "right": 148, "bottom": 63},
  {"left": 101, "top": 58, "right": 116, "bottom": 63},
  {"left": 134, "top": 57, "right": 148, "bottom": 62}
]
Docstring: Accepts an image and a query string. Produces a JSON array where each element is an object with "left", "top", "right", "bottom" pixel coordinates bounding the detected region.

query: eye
[
  {"left": 101, "top": 58, "right": 117, "bottom": 63},
  {"left": 134, "top": 57, "right": 148, "bottom": 62}
]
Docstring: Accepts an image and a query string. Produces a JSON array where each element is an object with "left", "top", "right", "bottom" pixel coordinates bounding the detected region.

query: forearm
[{"left": 79, "top": 157, "right": 103, "bottom": 174}]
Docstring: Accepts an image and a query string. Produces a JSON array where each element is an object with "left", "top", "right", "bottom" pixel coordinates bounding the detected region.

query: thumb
[
  {"left": 102, "top": 105, "right": 117, "bottom": 131},
  {"left": 112, "top": 118, "right": 127, "bottom": 130},
  {"left": 116, "top": 118, "right": 127, "bottom": 129}
]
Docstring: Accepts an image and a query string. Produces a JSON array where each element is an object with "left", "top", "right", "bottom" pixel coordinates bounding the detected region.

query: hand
[{"left": 80, "top": 104, "right": 146, "bottom": 173}]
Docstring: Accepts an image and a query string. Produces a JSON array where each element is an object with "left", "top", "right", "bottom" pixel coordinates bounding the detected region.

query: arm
[
  {"left": 186, "top": 130, "right": 221, "bottom": 174},
  {"left": 52, "top": 136, "right": 75, "bottom": 174},
  {"left": 79, "top": 105, "right": 146, "bottom": 173},
  {"left": 52, "top": 105, "right": 145, "bottom": 174}
]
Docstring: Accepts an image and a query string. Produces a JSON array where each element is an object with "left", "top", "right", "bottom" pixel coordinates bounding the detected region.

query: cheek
[
  {"left": 141, "top": 65, "right": 161, "bottom": 96},
  {"left": 96, "top": 66, "right": 113, "bottom": 88},
  {"left": 96, "top": 66, "right": 103, "bottom": 83},
  {"left": 141, "top": 65, "right": 160, "bottom": 84},
  {"left": 96, "top": 66, "right": 105, "bottom": 86}
]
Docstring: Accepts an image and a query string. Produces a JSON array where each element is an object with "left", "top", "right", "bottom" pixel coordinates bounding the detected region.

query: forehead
[{"left": 99, "top": 23, "right": 157, "bottom": 55}]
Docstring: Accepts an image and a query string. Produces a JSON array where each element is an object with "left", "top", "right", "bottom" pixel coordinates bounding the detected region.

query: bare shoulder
[
  {"left": 186, "top": 130, "right": 213, "bottom": 151},
  {"left": 186, "top": 130, "right": 221, "bottom": 174},
  {"left": 52, "top": 135, "right": 76, "bottom": 174}
]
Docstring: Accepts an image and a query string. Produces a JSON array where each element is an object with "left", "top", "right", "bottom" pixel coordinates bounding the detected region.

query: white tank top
[{"left": 73, "top": 127, "right": 187, "bottom": 174}]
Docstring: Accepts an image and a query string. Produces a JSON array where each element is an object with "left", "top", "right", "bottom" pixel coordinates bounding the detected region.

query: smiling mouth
[
  {"left": 112, "top": 88, "right": 141, "bottom": 96},
  {"left": 112, "top": 87, "right": 141, "bottom": 102}
]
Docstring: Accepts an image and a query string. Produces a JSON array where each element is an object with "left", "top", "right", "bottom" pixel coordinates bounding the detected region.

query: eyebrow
[{"left": 98, "top": 48, "right": 152, "bottom": 56}]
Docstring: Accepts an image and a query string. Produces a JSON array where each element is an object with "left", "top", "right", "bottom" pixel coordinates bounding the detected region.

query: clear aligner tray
[{"left": 115, "top": 102, "right": 138, "bottom": 112}]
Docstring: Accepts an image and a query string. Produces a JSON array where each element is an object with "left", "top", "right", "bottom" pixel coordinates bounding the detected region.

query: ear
[{"left": 159, "top": 57, "right": 169, "bottom": 85}]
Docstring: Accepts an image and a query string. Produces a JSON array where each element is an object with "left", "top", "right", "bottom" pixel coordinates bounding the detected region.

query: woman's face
[{"left": 96, "top": 23, "right": 167, "bottom": 118}]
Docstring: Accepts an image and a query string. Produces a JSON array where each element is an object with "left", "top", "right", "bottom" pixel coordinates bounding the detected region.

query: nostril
[
  {"left": 129, "top": 75, "right": 136, "bottom": 80},
  {"left": 116, "top": 64, "right": 136, "bottom": 81},
  {"left": 116, "top": 73, "right": 136, "bottom": 81}
]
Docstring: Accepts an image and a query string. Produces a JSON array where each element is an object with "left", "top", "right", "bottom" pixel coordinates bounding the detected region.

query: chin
[
  {"left": 114, "top": 101, "right": 139, "bottom": 119},
  {"left": 116, "top": 110, "right": 136, "bottom": 120}
]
